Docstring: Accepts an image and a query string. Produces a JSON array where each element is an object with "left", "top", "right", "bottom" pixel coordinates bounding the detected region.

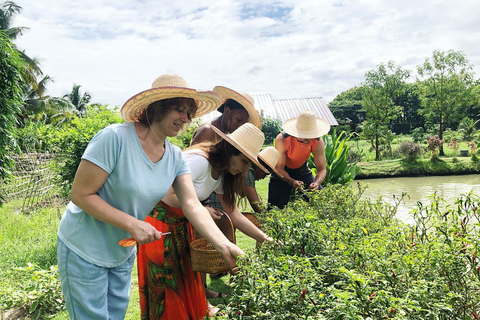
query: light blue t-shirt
[{"left": 57, "top": 122, "right": 190, "bottom": 267}]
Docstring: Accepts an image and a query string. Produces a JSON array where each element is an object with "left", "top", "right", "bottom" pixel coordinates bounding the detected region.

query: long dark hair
[{"left": 185, "top": 139, "right": 246, "bottom": 208}]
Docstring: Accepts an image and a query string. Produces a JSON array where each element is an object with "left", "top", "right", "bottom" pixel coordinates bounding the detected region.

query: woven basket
[
  {"left": 242, "top": 212, "right": 261, "bottom": 229},
  {"left": 190, "top": 210, "right": 236, "bottom": 273}
]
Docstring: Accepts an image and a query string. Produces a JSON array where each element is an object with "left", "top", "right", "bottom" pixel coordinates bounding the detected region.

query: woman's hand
[
  {"left": 218, "top": 243, "right": 244, "bottom": 273},
  {"left": 291, "top": 180, "right": 304, "bottom": 190},
  {"left": 205, "top": 206, "right": 224, "bottom": 220},
  {"left": 129, "top": 220, "right": 163, "bottom": 245},
  {"left": 308, "top": 181, "right": 320, "bottom": 190}
]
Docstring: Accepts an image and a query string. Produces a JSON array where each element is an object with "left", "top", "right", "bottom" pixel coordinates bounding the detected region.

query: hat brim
[
  {"left": 213, "top": 86, "right": 261, "bottom": 129},
  {"left": 121, "top": 86, "right": 221, "bottom": 122},
  {"left": 282, "top": 118, "right": 330, "bottom": 139},
  {"left": 257, "top": 153, "right": 284, "bottom": 178},
  {"left": 211, "top": 126, "right": 269, "bottom": 173}
]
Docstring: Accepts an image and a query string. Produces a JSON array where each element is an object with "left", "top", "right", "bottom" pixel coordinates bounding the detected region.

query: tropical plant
[
  {"left": 308, "top": 129, "right": 356, "bottom": 186},
  {"left": 63, "top": 84, "right": 91, "bottom": 115},
  {"left": 458, "top": 117, "right": 480, "bottom": 141}
]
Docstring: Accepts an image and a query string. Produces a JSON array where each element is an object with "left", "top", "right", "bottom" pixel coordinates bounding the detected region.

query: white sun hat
[
  {"left": 213, "top": 86, "right": 262, "bottom": 129},
  {"left": 282, "top": 110, "right": 330, "bottom": 139}
]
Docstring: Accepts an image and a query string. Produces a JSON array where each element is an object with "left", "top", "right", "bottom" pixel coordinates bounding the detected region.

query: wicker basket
[
  {"left": 242, "top": 212, "right": 261, "bottom": 229},
  {"left": 190, "top": 210, "right": 236, "bottom": 273}
]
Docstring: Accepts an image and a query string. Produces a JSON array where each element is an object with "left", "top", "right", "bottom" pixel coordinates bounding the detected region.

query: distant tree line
[{"left": 329, "top": 50, "right": 480, "bottom": 159}]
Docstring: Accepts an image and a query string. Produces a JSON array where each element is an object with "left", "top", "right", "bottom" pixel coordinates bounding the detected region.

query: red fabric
[
  {"left": 137, "top": 201, "right": 207, "bottom": 320},
  {"left": 284, "top": 135, "right": 319, "bottom": 169}
]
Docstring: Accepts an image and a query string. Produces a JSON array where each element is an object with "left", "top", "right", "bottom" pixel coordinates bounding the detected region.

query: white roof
[{"left": 200, "top": 94, "right": 338, "bottom": 126}]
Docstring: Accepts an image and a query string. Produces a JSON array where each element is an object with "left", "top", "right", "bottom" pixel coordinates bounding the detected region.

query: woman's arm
[
  {"left": 309, "top": 138, "right": 327, "bottom": 189},
  {"left": 70, "top": 159, "right": 161, "bottom": 244},
  {"left": 217, "top": 193, "right": 272, "bottom": 243},
  {"left": 245, "top": 185, "right": 263, "bottom": 214},
  {"left": 274, "top": 134, "right": 303, "bottom": 189},
  {"left": 173, "top": 174, "right": 244, "bottom": 268}
]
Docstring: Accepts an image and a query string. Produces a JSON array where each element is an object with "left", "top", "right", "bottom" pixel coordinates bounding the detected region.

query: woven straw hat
[
  {"left": 257, "top": 146, "right": 284, "bottom": 178},
  {"left": 121, "top": 74, "right": 221, "bottom": 122},
  {"left": 282, "top": 110, "right": 330, "bottom": 139},
  {"left": 212, "top": 123, "right": 268, "bottom": 173},
  {"left": 213, "top": 86, "right": 262, "bottom": 129}
]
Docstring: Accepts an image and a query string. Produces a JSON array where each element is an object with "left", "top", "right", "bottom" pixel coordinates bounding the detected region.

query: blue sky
[{"left": 14, "top": 0, "right": 480, "bottom": 108}]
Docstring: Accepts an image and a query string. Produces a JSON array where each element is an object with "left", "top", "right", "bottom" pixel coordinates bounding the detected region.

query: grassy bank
[{"left": 356, "top": 156, "right": 480, "bottom": 179}]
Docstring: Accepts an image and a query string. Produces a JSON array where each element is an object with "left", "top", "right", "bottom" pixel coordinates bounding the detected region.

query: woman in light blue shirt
[{"left": 56, "top": 75, "right": 244, "bottom": 320}]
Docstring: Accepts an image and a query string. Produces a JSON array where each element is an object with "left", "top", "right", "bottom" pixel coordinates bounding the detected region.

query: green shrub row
[{"left": 223, "top": 184, "right": 480, "bottom": 319}]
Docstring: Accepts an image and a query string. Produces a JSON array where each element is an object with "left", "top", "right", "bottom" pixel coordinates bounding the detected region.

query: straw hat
[
  {"left": 212, "top": 123, "right": 269, "bottom": 173},
  {"left": 121, "top": 74, "right": 221, "bottom": 122},
  {"left": 257, "top": 146, "right": 284, "bottom": 178},
  {"left": 282, "top": 110, "right": 330, "bottom": 139},
  {"left": 213, "top": 86, "right": 262, "bottom": 129}
]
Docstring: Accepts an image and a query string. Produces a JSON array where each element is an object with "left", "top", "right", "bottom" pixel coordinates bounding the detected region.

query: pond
[{"left": 355, "top": 174, "right": 480, "bottom": 224}]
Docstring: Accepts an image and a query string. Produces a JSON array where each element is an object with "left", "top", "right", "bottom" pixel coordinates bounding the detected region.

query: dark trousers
[{"left": 268, "top": 168, "right": 315, "bottom": 210}]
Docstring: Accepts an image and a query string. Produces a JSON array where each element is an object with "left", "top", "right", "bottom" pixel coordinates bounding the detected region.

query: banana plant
[{"left": 308, "top": 129, "right": 357, "bottom": 186}]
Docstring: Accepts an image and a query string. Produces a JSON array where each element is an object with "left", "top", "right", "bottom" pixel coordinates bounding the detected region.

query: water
[{"left": 355, "top": 174, "right": 480, "bottom": 224}]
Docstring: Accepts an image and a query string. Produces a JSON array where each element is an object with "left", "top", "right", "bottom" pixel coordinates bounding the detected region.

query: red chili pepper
[
  {"left": 472, "top": 312, "right": 479, "bottom": 319},
  {"left": 369, "top": 292, "right": 377, "bottom": 300},
  {"left": 301, "top": 289, "right": 306, "bottom": 299},
  {"left": 391, "top": 270, "right": 396, "bottom": 277}
]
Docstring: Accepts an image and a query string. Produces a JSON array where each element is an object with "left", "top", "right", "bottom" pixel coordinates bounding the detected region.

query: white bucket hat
[
  {"left": 282, "top": 110, "right": 330, "bottom": 139},
  {"left": 121, "top": 74, "right": 221, "bottom": 122},
  {"left": 213, "top": 86, "right": 262, "bottom": 129},
  {"left": 212, "top": 123, "right": 268, "bottom": 173},
  {"left": 257, "top": 146, "right": 284, "bottom": 178}
]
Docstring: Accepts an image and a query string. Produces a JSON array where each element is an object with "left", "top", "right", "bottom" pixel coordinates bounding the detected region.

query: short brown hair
[{"left": 138, "top": 97, "right": 197, "bottom": 124}]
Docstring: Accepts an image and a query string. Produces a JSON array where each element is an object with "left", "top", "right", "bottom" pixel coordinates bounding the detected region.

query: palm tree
[
  {"left": 458, "top": 117, "right": 480, "bottom": 141},
  {"left": 0, "top": 1, "right": 28, "bottom": 40},
  {"left": 63, "top": 84, "right": 91, "bottom": 115}
]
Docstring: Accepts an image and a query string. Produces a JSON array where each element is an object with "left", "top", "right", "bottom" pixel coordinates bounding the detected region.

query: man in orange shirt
[{"left": 268, "top": 110, "right": 330, "bottom": 209}]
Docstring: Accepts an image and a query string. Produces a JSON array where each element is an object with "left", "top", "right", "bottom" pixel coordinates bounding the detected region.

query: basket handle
[{"left": 200, "top": 207, "right": 236, "bottom": 244}]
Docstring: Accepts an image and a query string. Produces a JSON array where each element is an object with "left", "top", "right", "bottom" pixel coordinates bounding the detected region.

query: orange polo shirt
[{"left": 284, "top": 134, "right": 319, "bottom": 169}]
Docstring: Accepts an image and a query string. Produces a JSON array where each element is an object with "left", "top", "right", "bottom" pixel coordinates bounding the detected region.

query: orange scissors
[{"left": 118, "top": 232, "right": 171, "bottom": 247}]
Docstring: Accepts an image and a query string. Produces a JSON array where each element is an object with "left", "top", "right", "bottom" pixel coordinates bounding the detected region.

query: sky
[{"left": 12, "top": 0, "right": 480, "bottom": 109}]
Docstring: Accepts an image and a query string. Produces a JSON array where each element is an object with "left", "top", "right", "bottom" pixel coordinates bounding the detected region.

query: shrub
[
  {"left": 427, "top": 135, "right": 443, "bottom": 160},
  {"left": 395, "top": 140, "right": 422, "bottom": 162},
  {"left": 411, "top": 127, "right": 425, "bottom": 143},
  {"left": 261, "top": 114, "right": 281, "bottom": 145}
]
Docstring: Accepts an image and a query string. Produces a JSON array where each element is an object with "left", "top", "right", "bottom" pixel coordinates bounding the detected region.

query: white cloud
[{"left": 13, "top": 0, "right": 480, "bottom": 109}]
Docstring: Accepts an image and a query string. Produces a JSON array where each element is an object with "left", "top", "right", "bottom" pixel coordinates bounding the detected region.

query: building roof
[{"left": 199, "top": 94, "right": 338, "bottom": 126}]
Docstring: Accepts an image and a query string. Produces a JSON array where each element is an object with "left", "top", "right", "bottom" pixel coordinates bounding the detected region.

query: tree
[
  {"left": 63, "top": 84, "right": 91, "bottom": 115},
  {"left": 362, "top": 61, "right": 410, "bottom": 160},
  {"left": 0, "top": 32, "right": 24, "bottom": 204},
  {"left": 391, "top": 82, "right": 423, "bottom": 134},
  {"left": 329, "top": 86, "right": 366, "bottom": 133},
  {"left": 417, "top": 49, "right": 477, "bottom": 155},
  {"left": 0, "top": 0, "right": 28, "bottom": 40}
]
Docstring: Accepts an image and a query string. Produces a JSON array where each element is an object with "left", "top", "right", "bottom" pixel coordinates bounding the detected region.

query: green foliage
[
  {"left": 395, "top": 140, "right": 423, "bottom": 163},
  {"left": 52, "top": 105, "right": 123, "bottom": 196},
  {"left": 222, "top": 185, "right": 480, "bottom": 319},
  {"left": 13, "top": 120, "right": 58, "bottom": 152},
  {"left": 0, "top": 32, "right": 24, "bottom": 204},
  {"left": 308, "top": 129, "right": 356, "bottom": 186},
  {"left": 261, "top": 112, "right": 281, "bottom": 145},
  {"left": 411, "top": 127, "right": 426, "bottom": 143},
  {"left": 169, "top": 119, "right": 201, "bottom": 149},
  {"left": 329, "top": 86, "right": 366, "bottom": 132},
  {"left": 458, "top": 117, "right": 480, "bottom": 141},
  {"left": 7, "top": 264, "right": 65, "bottom": 320}
]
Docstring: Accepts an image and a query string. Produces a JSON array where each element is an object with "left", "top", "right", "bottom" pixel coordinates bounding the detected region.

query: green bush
[
  {"left": 52, "top": 105, "right": 123, "bottom": 196},
  {"left": 222, "top": 185, "right": 480, "bottom": 319},
  {"left": 261, "top": 114, "right": 281, "bottom": 145},
  {"left": 395, "top": 140, "right": 423, "bottom": 162}
]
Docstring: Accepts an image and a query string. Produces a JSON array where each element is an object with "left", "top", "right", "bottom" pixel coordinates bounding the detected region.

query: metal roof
[{"left": 199, "top": 94, "right": 338, "bottom": 126}]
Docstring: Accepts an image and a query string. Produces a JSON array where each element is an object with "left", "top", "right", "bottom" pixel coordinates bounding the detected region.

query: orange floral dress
[{"left": 137, "top": 201, "right": 207, "bottom": 320}]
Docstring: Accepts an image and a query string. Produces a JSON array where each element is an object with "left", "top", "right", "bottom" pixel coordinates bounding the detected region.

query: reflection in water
[{"left": 354, "top": 175, "right": 480, "bottom": 224}]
